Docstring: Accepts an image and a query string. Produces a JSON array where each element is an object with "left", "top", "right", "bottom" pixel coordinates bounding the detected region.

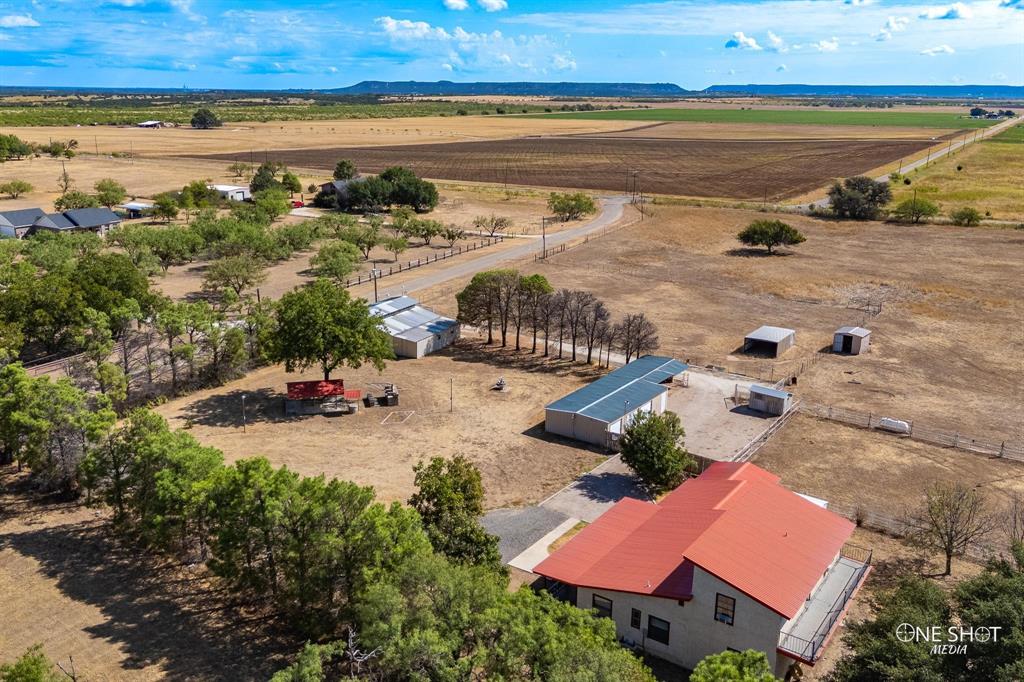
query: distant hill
[
  {"left": 703, "top": 84, "right": 1024, "bottom": 99},
  {"left": 329, "top": 81, "right": 693, "bottom": 98}
]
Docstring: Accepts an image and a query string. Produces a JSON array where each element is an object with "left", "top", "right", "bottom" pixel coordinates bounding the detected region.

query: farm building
[
  {"left": 368, "top": 296, "right": 460, "bottom": 359},
  {"left": 545, "top": 355, "right": 687, "bottom": 448},
  {"left": 833, "top": 326, "right": 871, "bottom": 355},
  {"left": 117, "top": 201, "right": 154, "bottom": 219},
  {"left": 534, "top": 461, "right": 871, "bottom": 678},
  {"left": 137, "top": 120, "right": 164, "bottom": 128},
  {"left": 744, "top": 326, "right": 796, "bottom": 357},
  {"left": 284, "top": 380, "right": 361, "bottom": 415},
  {"left": 209, "top": 184, "right": 252, "bottom": 202},
  {"left": 0, "top": 207, "right": 121, "bottom": 238},
  {"left": 749, "top": 385, "right": 794, "bottom": 416}
]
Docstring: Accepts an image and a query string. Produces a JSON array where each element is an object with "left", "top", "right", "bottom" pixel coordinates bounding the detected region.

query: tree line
[
  {"left": 456, "top": 269, "right": 660, "bottom": 364},
  {"left": 312, "top": 161, "right": 439, "bottom": 213}
]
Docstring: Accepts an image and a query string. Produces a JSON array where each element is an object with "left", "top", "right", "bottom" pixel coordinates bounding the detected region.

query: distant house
[
  {"left": 368, "top": 296, "right": 460, "bottom": 359},
  {"left": 208, "top": 184, "right": 251, "bottom": 202},
  {"left": 535, "top": 462, "right": 872, "bottom": 678},
  {"left": 137, "top": 120, "right": 164, "bottom": 128},
  {"left": 1, "top": 207, "right": 121, "bottom": 238},
  {"left": 117, "top": 201, "right": 154, "bottom": 219},
  {"left": 544, "top": 355, "right": 687, "bottom": 448}
]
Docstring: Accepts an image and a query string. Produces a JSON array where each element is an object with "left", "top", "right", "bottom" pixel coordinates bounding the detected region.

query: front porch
[{"left": 777, "top": 543, "right": 872, "bottom": 664}]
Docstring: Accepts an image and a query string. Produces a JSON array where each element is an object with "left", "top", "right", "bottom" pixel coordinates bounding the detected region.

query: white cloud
[
  {"left": 478, "top": 0, "right": 508, "bottom": 11},
  {"left": 920, "top": 43, "right": 955, "bottom": 55},
  {"left": 724, "top": 31, "right": 762, "bottom": 50},
  {"left": 444, "top": 0, "right": 469, "bottom": 9},
  {"left": 811, "top": 36, "right": 839, "bottom": 51},
  {"left": 920, "top": 3, "right": 973, "bottom": 20},
  {"left": 442, "top": 62, "right": 454, "bottom": 71},
  {"left": 169, "top": 0, "right": 203, "bottom": 22},
  {"left": 766, "top": 30, "right": 788, "bottom": 52},
  {"left": 776, "top": 63, "right": 788, "bottom": 71},
  {"left": 552, "top": 53, "right": 577, "bottom": 70},
  {"left": 873, "top": 15, "right": 909, "bottom": 40},
  {"left": 377, "top": 16, "right": 452, "bottom": 40},
  {"left": 844, "top": 0, "right": 874, "bottom": 5},
  {"left": 0, "top": 14, "right": 40, "bottom": 27}
]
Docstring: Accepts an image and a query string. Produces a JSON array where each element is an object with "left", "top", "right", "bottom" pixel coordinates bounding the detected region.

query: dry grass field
[
  {"left": 199, "top": 136, "right": 938, "bottom": 201},
  {"left": 587, "top": 121, "right": 952, "bottom": 140},
  {"left": 153, "top": 343, "right": 605, "bottom": 510},
  {"left": 890, "top": 134, "right": 1024, "bottom": 221},
  {"left": 0, "top": 473, "right": 295, "bottom": 679},
  {"left": 416, "top": 205, "right": 1023, "bottom": 436}
]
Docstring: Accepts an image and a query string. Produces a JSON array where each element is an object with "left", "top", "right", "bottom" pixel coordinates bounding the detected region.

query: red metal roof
[
  {"left": 534, "top": 462, "right": 855, "bottom": 619},
  {"left": 286, "top": 380, "right": 346, "bottom": 400}
]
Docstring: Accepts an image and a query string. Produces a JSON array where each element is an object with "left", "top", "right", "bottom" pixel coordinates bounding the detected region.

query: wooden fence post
[
  {"left": 953, "top": 433, "right": 960, "bottom": 448},
  {"left": 1000, "top": 442, "right": 1005, "bottom": 458}
]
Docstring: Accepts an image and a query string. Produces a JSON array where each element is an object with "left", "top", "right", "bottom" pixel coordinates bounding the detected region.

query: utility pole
[
  {"left": 371, "top": 268, "right": 381, "bottom": 302},
  {"left": 241, "top": 394, "right": 247, "bottom": 433},
  {"left": 762, "top": 184, "right": 768, "bottom": 210},
  {"left": 94, "top": 136, "right": 99, "bottom": 157},
  {"left": 450, "top": 377, "right": 454, "bottom": 413},
  {"left": 541, "top": 217, "right": 547, "bottom": 257}
]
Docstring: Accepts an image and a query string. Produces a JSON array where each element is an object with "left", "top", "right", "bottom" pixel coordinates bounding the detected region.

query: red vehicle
[{"left": 291, "top": 200, "right": 305, "bottom": 208}]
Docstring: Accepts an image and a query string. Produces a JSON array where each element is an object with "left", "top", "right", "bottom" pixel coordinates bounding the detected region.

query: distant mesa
[{"left": 325, "top": 81, "right": 694, "bottom": 98}]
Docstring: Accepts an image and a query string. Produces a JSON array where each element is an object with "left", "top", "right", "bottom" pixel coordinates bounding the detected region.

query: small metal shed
[
  {"left": 748, "top": 385, "right": 793, "bottom": 416},
  {"left": 833, "top": 326, "right": 871, "bottom": 355},
  {"left": 743, "top": 326, "right": 796, "bottom": 357}
]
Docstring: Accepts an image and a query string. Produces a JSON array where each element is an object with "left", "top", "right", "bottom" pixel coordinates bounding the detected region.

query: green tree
[
  {"left": 892, "top": 197, "right": 941, "bottom": 224},
  {"left": 191, "top": 107, "right": 222, "bottom": 129},
  {"left": 227, "top": 161, "right": 252, "bottom": 179},
  {"left": 281, "top": 171, "right": 302, "bottom": 196},
  {"left": 403, "top": 218, "right": 443, "bottom": 245},
  {"left": 249, "top": 162, "right": 282, "bottom": 194},
  {"left": 828, "top": 176, "right": 892, "bottom": 220},
  {"left": 950, "top": 206, "right": 982, "bottom": 226},
  {"left": 472, "top": 214, "right": 513, "bottom": 237},
  {"left": 456, "top": 270, "right": 502, "bottom": 344},
  {"left": 53, "top": 189, "right": 99, "bottom": 211},
  {"left": 907, "top": 481, "right": 996, "bottom": 576},
  {"left": 736, "top": 219, "right": 806, "bottom": 254},
  {"left": 380, "top": 166, "right": 438, "bottom": 212},
  {"left": 691, "top": 650, "right": 776, "bottom": 682},
  {"left": 548, "top": 192, "right": 597, "bottom": 221},
  {"left": 269, "top": 279, "right": 393, "bottom": 381},
  {"left": 333, "top": 159, "right": 357, "bottom": 181},
  {"left": 442, "top": 225, "right": 465, "bottom": 248},
  {"left": 0, "top": 179, "right": 33, "bottom": 199},
  {"left": 202, "top": 254, "right": 267, "bottom": 297},
  {"left": 334, "top": 223, "right": 380, "bottom": 260},
  {"left": 0, "top": 644, "right": 64, "bottom": 682},
  {"left": 148, "top": 225, "right": 201, "bottom": 272},
  {"left": 619, "top": 410, "right": 694, "bottom": 493},
  {"left": 152, "top": 193, "right": 180, "bottom": 222},
  {"left": 0, "top": 133, "right": 33, "bottom": 161},
  {"left": 94, "top": 178, "right": 127, "bottom": 209},
  {"left": 409, "top": 456, "right": 503, "bottom": 572},
  {"left": 253, "top": 188, "right": 291, "bottom": 221},
  {"left": 311, "top": 241, "right": 360, "bottom": 285},
  {"left": 270, "top": 642, "right": 346, "bottom": 682},
  {"left": 347, "top": 176, "right": 394, "bottom": 213},
  {"left": 382, "top": 236, "right": 408, "bottom": 262}
]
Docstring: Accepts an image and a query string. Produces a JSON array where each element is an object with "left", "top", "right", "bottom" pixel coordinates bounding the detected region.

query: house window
[
  {"left": 592, "top": 594, "right": 613, "bottom": 619},
  {"left": 630, "top": 608, "right": 642, "bottom": 629},
  {"left": 647, "top": 615, "right": 670, "bottom": 645},
  {"left": 715, "top": 593, "right": 736, "bottom": 626}
]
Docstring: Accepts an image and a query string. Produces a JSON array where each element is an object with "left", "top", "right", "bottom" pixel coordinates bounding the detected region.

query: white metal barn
[
  {"left": 833, "top": 326, "right": 871, "bottom": 355},
  {"left": 748, "top": 385, "right": 793, "bottom": 416},
  {"left": 369, "top": 296, "right": 460, "bottom": 359},
  {"left": 744, "top": 326, "right": 796, "bottom": 357},
  {"left": 545, "top": 356, "right": 688, "bottom": 448},
  {"left": 208, "top": 184, "right": 252, "bottom": 202}
]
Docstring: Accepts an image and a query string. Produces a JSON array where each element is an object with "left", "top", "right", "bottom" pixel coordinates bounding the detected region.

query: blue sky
[{"left": 0, "top": 0, "right": 1021, "bottom": 88}]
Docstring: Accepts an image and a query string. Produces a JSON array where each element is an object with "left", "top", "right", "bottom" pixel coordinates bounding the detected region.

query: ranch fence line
[
  {"left": 342, "top": 235, "right": 505, "bottom": 288},
  {"left": 534, "top": 207, "right": 644, "bottom": 262},
  {"left": 798, "top": 401, "right": 1024, "bottom": 462}
]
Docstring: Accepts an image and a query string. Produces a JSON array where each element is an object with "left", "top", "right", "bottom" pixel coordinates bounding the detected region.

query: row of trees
[
  {"left": 457, "top": 269, "right": 659, "bottom": 364},
  {"left": 828, "top": 175, "right": 987, "bottom": 226},
  {"left": 313, "top": 163, "right": 439, "bottom": 213},
  {"left": 0, "top": 134, "right": 79, "bottom": 162}
]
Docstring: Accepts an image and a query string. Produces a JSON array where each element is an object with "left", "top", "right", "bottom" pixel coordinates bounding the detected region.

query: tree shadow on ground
[
  {"left": 569, "top": 470, "right": 649, "bottom": 505},
  {"left": 178, "top": 386, "right": 314, "bottom": 428},
  {"left": 0, "top": 518, "right": 296, "bottom": 680},
  {"left": 444, "top": 341, "right": 606, "bottom": 381},
  {"left": 723, "top": 247, "right": 794, "bottom": 258}
]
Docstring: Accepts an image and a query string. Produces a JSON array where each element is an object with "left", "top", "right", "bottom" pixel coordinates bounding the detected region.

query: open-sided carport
[{"left": 744, "top": 326, "right": 796, "bottom": 358}]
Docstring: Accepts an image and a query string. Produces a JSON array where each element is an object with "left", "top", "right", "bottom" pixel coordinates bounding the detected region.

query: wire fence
[
  {"left": 798, "top": 402, "right": 1024, "bottom": 462},
  {"left": 342, "top": 236, "right": 505, "bottom": 288}
]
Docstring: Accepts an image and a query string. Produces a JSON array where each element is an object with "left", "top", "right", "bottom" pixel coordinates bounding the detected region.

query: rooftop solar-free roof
[
  {"left": 745, "top": 326, "right": 796, "bottom": 343},
  {"left": 545, "top": 355, "right": 687, "bottom": 424},
  {"left": 750, "top": 385, "right": 793, "bottom": 400},
  {"left": 370, "top": 296, "right": 458, "bottom": 346},
  {"left": 835, "top": 326, "right": 871, "bottom": 337},
  {"left": 0, "top": 208, "right": 46, "bottom": 228}
]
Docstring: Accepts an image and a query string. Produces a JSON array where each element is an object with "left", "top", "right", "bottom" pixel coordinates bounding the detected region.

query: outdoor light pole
[
  {"left": 541, "top": 217, "right": 547, "bottom": 257},
  {"left": 241, "top": 394, "right": 247, "bottom": 433},
  {"left": 450, "top": 377, "right": 454, "bottom": 413},
  {"left": 371, "top": 269, "right": 381, "bottom": 303}
]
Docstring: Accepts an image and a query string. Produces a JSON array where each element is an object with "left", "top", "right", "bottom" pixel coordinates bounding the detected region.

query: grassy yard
[
  {"left": 531, "top": 108, "right": 997, "bottom": 129},
  {"left": 891, "top": 129, "right": 1024, "bottom": 220}
]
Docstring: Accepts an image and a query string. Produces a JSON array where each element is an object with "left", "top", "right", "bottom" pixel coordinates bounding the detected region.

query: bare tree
[
  {"left": 600, "top": 323, "right": 618, "bottom": 368},
  {"left": 554, "top": 290, "right": 570, "bottom": 359},
  {"left": 582, "top": 300, "right": 610, "bottom": 364},
  {"left": 564, "top": 290, "right": 595, "bottom": 362},
  {"left": 536, "top": 292, "right": 557, "bottom": 357},
  {"left": 493, "top": 270, "right": 520, "bottom": 348},
  {"left": 1007, "top": 493, "right": 1024, "bottom": 547},
  {"left": 633, "top": 313, "right": 660, "bottom": 360},
  {"left": 907, "top": 481, "right": 996, "bottom": 576}
]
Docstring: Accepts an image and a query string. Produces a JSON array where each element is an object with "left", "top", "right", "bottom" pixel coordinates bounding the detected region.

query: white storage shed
[
  {"left": 833, "top": 326, "right": 871, "bottom": 355},
  {"left": 369, "top": 296, "right": 460, "bottom": 359},
  {"left": 209, "top": 184, "right": 252, "bottom": 202},
  {"left": 743, "top": 326, "right": 796, "bottom": 357},
  {"left": 748, "top": 385, "right": 793, "bottom": 416}
]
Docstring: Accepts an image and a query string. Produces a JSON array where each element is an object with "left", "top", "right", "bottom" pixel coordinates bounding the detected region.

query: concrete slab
[
  {"left": 540, "top": 455, "right": 651, "bottom": 522},
  {"left": 508, "top": 516, "right": 581, "bottom": 572},
  {"left": 482, "top": 505, "right": 570, "bottom": 563}
]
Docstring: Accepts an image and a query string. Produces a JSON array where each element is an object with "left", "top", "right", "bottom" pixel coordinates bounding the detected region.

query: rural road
[
  {"left": 805, "top": 116, "right": 1021, "bottom": 210},
  {"left": 375, "top": 195, "right": 632, "bottom": 298}
]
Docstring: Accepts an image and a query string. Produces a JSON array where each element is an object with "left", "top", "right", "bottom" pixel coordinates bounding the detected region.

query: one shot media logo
[{"left": 895, "top": 623, "right": 1002, "bottom": 655}]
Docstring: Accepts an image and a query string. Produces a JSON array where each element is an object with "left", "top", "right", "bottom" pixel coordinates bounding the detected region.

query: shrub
[
  {"left": 619, "top": 411, "right": 694, "bottom": 493},
  {"left": 950, "top": 206, "right": 982, "bottom": 226},
  {"left": 191, "top": 107, "right": 222, "bottom": 129},
  {"left": 828, "top": 176, "right": 892, "bottom": 220},
  {"left": 736, "top": 219, "right": 805, "bottom": 254},
  {"left": 892, "top": 197, "right": 940, "bottom": 224},
  {"left": 547, "top": 192, "right": 597, "bottom": 221}
]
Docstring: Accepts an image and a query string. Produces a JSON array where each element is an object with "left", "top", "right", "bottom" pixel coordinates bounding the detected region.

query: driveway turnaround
[
  {"left": 539, "top": 455, "right": 650, "bottom": 523},
  {"left": 482, "top": 505, "right": 570, "bottom": 564}
]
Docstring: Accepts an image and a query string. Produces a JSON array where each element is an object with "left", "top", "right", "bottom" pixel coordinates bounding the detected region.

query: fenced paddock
[
  {"left": 343, "top": 236, "right": 504, "bottom": 288},
  {"left": 799, "top": 402, "right": 1024, "bottom": 462}
]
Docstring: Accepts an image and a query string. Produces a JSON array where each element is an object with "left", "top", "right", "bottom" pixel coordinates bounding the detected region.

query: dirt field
[
  {"left": 197, "top": 136, "right": 939, "bottom": 201},
  {"left": 0, "top": 474, "right": 295, "bottom": 679},
  {"left": 415, "top": 205, "right": 1023, "bottom": 436},
  {"left": 153, "top": 343, "right": 606, "bottom": 509},
  {"left": 587, "top": 121, "right": 952, "bottom": 140},
  {"left": 755, "top": 414, "right": 1024, "bottom": 519}
]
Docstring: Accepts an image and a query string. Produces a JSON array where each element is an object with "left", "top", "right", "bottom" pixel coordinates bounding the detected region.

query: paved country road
[{"left": 371, "top": 195, "right": 632, "bottom": 298}]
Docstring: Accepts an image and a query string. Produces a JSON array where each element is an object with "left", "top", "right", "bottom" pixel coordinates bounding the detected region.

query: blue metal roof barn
[{"left": 545, "top": 356, "right": 688, "bottom": 448}]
